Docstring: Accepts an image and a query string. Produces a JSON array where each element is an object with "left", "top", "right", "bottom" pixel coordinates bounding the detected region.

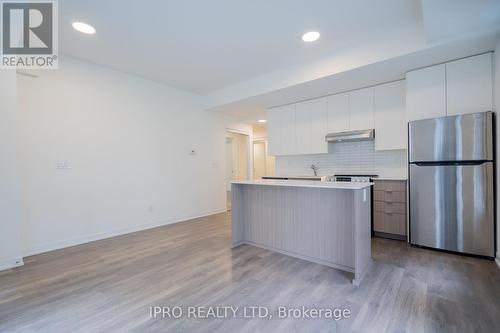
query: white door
[
  {"left": 349, "top": 87, "right": 374, "bottom": 131},
  {"left": 406, "top": 64, "right": 446, "bottom": 121},
  {"left": 253, "top": 142, "right": 267, "bottom": 179},
  {"left": 446, "top": 53, "right": 493, "bottom": 116}
]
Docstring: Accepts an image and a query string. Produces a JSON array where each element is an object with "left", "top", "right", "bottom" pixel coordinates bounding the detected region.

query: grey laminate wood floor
[{"left": 1, "top": 212, "right": 499, "bottom": 333}]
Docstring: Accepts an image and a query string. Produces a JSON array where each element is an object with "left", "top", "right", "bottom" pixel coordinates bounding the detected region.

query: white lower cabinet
[{"left": 374, "top": 80, "right": 407, "bottom": 150}]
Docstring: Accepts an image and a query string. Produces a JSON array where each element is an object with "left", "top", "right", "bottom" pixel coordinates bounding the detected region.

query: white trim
[
  {"left": 0, "top": 258, "right": 24, "bottom": 272},
  {"left": 23, "top": 208, "right": 227, "bottom": 257},
  {"left": 496, "top": 256, "right": 500, "bottom": 270},
  {"left": 226, "top": 127, "right": 250, "bottom": 136}
]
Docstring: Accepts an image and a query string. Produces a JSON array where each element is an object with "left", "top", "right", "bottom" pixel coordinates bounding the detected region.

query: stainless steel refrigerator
[{"left": 409, "top": 111, "right": 495, "bottom": 258}]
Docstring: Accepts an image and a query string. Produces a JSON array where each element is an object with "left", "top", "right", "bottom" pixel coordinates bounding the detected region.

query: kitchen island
[{"left": 231, "top": 179, "right": 373, "bottom": 285}]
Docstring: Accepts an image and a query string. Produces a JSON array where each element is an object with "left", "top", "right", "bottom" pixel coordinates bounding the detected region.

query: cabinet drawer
[
  {"left": 374, "top": 201, "right": 405, "bottom": 214},
  {"left": 373, "top": 180, "right": 406, "bottom": 192},
  {"left": 374, "top": 190, "right": 406, "bottom": 203},
  {"left": 374, "top": 212, "right": 406, "bottom": 236}
]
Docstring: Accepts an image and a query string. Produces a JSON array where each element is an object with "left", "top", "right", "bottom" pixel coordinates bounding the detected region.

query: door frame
[{"left": 226, "top": 128, "right": 252, "bottom": 181}]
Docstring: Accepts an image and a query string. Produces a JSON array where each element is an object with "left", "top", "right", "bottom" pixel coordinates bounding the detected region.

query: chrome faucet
[{"left": 311, "top": 164, "right": 318, "bottom": 176}]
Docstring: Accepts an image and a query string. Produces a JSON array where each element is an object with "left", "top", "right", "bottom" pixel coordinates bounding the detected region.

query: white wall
[
  {"left": 0, "top": 70, "right": 23, "bottom": 270},
  {"left": 275, "top": 142, "right": 407, "bottom": 179},
  {"left": 17, "top": 56, "right": 249, "bottom": 256},
  {"left": 494, "top": 38, "right": 500, "bottom": 264}
]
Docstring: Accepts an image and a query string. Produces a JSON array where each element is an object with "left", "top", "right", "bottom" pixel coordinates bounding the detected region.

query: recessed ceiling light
[
  {"left": 302, "top": 31, "right": 320, "bottom": 42},
  {"left": 258, "top": 119, "right": 267, "bottom": 123},
  {"left": 72, "top": 22, "right": 96, "bottom": 34}
]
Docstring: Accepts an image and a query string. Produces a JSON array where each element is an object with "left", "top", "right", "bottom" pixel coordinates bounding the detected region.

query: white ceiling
[
  {"left": 210, "top": 31, "right": 500, "bottom": 121},
  {"left": 60, "top": 0, "right": 500, "bottom": 121},
  {"left": 205, "top": 0, "right": 500, "bottom": 121},
  {"left": 60, "top": 0, "right": 423, "bottom": 94},
  {"left": 421, "top": 0, "right": 500, "bottom": 43}
]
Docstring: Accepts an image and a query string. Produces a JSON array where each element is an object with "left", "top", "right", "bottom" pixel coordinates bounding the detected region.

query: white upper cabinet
[
  {"left": 295, "top": 100, "right": 312, "bottom": 155},
  {"left": 294, "top": 97, "right": 328, "bottom": 155},
  {"left": 266, "top": 106, "right": 282, "bottom": 156},
  {"left": 446, "top": 53, "right": 493, "bottom": 116},
  {"left": 279, "top": 104, "right": 296, "bottom": 156},
  {"left": 406, "top": 64, "right": 446, "bottom": 121},
  {"left": 309, "top": 98, "right": 328, "bottom": 154},
  {"left": 349, "top": 87, "right": 374, "bottom": 130},
  {"left": 267, "top": 104, "right": 295, "bottom": 156},
  {"left": 327, "top": 92, "right": 349, "bottom": 133},
  {"left": 374, "top": 80, "right": 407, "bottom": 150},
  {"left": 406, "top": 54, "right": 493, "bottom": 121}
]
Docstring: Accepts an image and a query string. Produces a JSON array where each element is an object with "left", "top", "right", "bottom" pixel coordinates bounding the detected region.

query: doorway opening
[
  {"left": 253, "top": 140, "right": 276, "bottom": 179},
  {"left": 225, "top": 130, "right": 250, "bottom": 210},
  {"left": 252, "top": 122, "right": 275, "bottom": 180}
]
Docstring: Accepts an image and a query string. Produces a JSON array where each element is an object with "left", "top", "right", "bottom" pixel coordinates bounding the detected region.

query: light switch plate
[{"left": 56, "top": 160, "right": 72, "bottom": 169}]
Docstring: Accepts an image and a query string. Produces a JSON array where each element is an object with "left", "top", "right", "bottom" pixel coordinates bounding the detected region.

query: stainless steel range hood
[{"left": 325, "top": 129, "right": 375, "bottom": 143}]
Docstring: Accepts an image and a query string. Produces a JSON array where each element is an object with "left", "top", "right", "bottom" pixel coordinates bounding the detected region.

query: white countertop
[
  {"left": 373, "top": 177, "right": 408, "bottom": 181},
  {"left": 231, "top": 179, "right": 373, "bottom": 190}
]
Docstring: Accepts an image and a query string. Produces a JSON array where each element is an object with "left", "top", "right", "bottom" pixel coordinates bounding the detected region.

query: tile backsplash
[{"left": 275, "top": 141, "right": 407, "bottom": 179}]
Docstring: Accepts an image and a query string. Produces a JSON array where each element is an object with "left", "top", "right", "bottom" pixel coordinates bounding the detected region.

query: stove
[{"left": 327, "top": 174, "right": 378, "bottom": 183}]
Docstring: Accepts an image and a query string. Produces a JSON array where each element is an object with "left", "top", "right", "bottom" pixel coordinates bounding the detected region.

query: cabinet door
[
  {"left": 266, "top": 107, "right": 281, "bottom": 156},
  {"left": 280, "top": 104, "right": 296, "bottom": 155},
  {"left": 374, "top": 80, "right": 407, "bottom": 150},
  {"left": 349, "top": 87, "right": 374, "bottom": 130},
  {"left": 309, "top": 97, "right": 328, "bottom": 154},
  {"left": 295, "top": 100, "right": 312, "bottom": 155},
  {"left": 446, "top": 53, "right": 493, "bottom": 116},
  {"left": 327, "top": 92, "right": 349, "bottom": 133},
  {"left": 406, "top": 64, "right": 446, "bottom": 121}
]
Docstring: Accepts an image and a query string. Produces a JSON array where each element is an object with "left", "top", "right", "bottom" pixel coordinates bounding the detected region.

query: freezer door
[
  {"left": 409, "top": 162, "right": 494, "bottom": 257},
  {"left": 409, "top": 111, "right": 493, "bottom": 162}
]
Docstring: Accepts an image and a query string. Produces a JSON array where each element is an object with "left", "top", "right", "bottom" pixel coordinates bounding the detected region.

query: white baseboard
[
  {"left": 0, "top": 257, "right": 24, "bottom": 272},
  {"left": 23, "top": 208, "right": 227, "bottom": 257}
]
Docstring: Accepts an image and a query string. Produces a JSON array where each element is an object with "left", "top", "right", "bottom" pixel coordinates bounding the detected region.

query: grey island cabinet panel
[{"left": 231, "top": 180, "right": 373, "bottom": 285}]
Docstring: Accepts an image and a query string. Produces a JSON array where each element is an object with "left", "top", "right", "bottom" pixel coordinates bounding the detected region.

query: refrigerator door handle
[{"left": 413, "top": 160, "right": 492, "bottom": 167}]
